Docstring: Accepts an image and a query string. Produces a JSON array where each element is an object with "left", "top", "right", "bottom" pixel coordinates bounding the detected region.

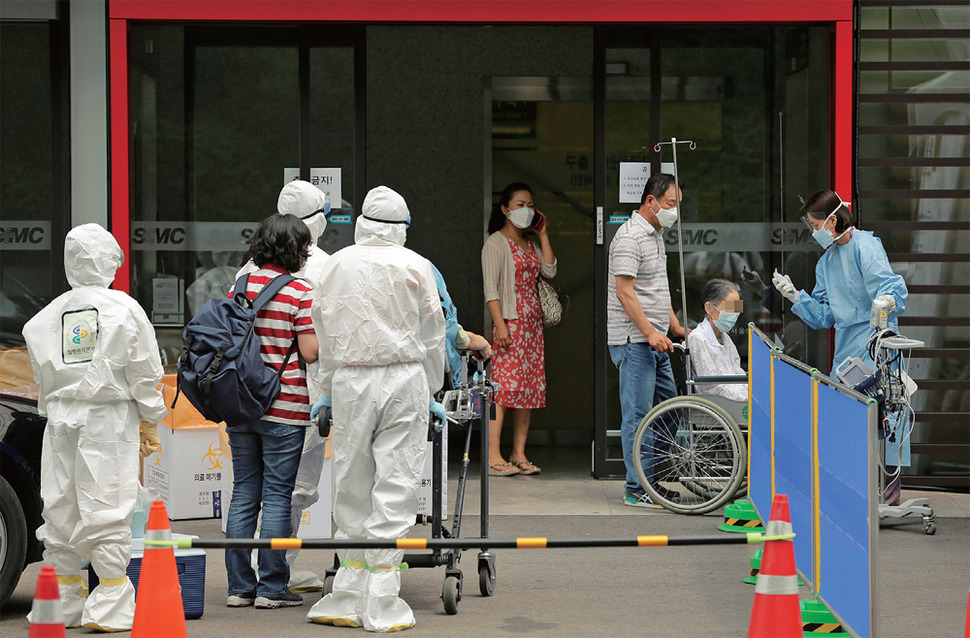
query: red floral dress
[{"left": 492, "top": 238, "right": 546, "bottom": 409}]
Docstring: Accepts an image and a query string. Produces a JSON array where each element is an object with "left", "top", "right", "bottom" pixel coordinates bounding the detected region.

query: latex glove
[
  {"left": 311, "top": 396, "right": 333, "bottom": 437},
  {"left": 772, "top": 270, "right": 800, "bottom": 303},
  {"left": 139, "top": 421, "right": 161, "bottom": 458},
  {"left": 310, "top": 395, "right": 332, "bottom": 421},
  {"left": 429, "top": 399, "right": 447, "bottom": 432},
  {"left": 874, "top": 295, "right": 896, "bottom": 313}
]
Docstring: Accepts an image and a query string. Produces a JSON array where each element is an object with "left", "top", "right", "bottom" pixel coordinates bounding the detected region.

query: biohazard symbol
[
  {"left": 72, "top": 325, "right": 88, "bottom": 343},
  {"left": 202, "top": 442, "right": 223, "bottom": 470},
  {"left": 153, "top": 449, "right": 164, "bottom": 466}
]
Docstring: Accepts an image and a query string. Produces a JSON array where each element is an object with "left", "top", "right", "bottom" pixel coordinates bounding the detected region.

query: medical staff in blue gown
[
  {"left": 772, "top": 189, "right": 908, "bottom": 373},
  {"left": 772, "top": 189, "right": 910, "bottom": 495}
]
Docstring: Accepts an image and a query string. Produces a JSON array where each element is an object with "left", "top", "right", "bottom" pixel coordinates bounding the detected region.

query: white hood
[
  {"left": 278, "top": 179, "right": 330, "bottom": 241},
  {"left": 64, "top": 223, "right": 123, "bottom": 289},
  {"left": 354, "top": 216, "right": 406, "bottom": 247}
]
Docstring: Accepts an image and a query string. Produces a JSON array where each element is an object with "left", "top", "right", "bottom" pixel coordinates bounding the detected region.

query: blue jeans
[
  {"left": 225, "top": 420, "right": 304, "bottom": 598},
  {"left": 609, "top": 339, "right": 678, "bottom": 494}
]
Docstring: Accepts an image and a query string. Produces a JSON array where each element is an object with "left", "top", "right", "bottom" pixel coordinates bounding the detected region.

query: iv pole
[{"left": 653, "top": 137, "right": 696, "bottom": 331}]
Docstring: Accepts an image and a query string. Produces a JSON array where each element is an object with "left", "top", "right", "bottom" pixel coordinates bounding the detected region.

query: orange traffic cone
[
  {"left": 28, "top": 565, "right": 66, "bottom": 638},
  {"left": 747, "top": 493, "right": 801, "bottom": 637},
  {"left": 131, "top": 500, "right": 187, "bottom": 638}
]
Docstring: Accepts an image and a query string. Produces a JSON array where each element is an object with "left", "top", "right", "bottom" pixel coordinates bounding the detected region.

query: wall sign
[{"left": 284, "top": 167, "right": 343, "bottom": 211}]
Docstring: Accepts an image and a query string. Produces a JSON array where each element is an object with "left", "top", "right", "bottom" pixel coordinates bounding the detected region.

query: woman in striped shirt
[{"left": 224, "top": 213, "right": 319, "bottom": 610}]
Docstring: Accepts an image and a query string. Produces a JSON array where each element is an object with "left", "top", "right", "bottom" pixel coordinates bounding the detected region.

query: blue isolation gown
[{"left": 791, "top": 229, "right": 910, "bottom": 464}]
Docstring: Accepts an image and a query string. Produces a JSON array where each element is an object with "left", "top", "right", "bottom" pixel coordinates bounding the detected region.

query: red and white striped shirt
[{"left": 229, "top": 264, "right": 314, "bottom": 426}]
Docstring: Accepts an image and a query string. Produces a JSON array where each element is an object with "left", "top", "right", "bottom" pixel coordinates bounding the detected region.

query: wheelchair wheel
[{"left": 633, "top": 396, "right": 745, "bottom": 515}]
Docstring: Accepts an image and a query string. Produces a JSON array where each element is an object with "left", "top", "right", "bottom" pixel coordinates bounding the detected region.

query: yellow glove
[{"left": 139, "top": 421, "right": 161, "bottom": 458}]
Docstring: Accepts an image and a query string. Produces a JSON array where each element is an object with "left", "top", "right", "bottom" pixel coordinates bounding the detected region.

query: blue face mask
[
  {"left": 812, "top": 223, "right": 835, "bottom": 249},
  {"left": 810, "top": 194, "right": 851, "bottom": 249},
  {"left": 714, "top": 311, "right": 740, "bottom": 333}
]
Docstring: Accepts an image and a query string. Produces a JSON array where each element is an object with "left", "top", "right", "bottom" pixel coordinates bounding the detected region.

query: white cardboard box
[
  {"left": 143, "top": 423, "right": 228, "bottom": 520},
  {"left": 221, "top": 455, "right": 333, "bottom": 539},
  {"left": 416, "top": 424, "right": 447, "bottom": 518}
]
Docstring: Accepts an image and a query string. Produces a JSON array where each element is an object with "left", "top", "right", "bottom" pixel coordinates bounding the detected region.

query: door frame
[
  {"left": 108, "top": 1, "right": 852, "bottom": 294},
  {"left": 108, "top": 1, "right": 851, "bottom": 480},
  {"left": 591, "top": 21, "right": 851, "bottom": 477}
]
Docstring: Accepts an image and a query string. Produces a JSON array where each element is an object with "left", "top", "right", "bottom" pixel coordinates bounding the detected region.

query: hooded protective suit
[
  {"left": 307, "top": 186, "right": 446, "bottom": 632},
  {"left": 236, "top": 179, "right": 331, "bottom": 591},
  {"left": 22, "top": 223, "right": 167, "bottom": 631}
]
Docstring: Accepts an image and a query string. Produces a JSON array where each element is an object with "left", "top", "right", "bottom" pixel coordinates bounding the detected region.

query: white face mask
[
  {"left": 654, "top": 204, "right": 678, "bottom": 228},
  {"left": 507, "top": 206, "right": 535, "bottom": 229}
]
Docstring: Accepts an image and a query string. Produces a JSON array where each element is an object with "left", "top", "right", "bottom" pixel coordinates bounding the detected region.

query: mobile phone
[{"left": 531, "top": 209, "right": 546, "bottom": 231}]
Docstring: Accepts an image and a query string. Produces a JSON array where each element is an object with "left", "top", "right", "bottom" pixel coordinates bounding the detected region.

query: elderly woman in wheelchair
[{"left": 633, "top": 279, "right": 749, "bottom": 514}]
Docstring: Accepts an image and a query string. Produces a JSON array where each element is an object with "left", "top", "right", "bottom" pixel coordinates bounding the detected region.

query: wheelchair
[{"left": 632, "top": 343, "right": 748, "bottom": 515}]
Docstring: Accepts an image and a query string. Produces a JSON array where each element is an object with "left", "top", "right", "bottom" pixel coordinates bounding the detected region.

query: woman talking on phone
[{"left": 481, "top": 182, "right": 557, "bottom": 476}]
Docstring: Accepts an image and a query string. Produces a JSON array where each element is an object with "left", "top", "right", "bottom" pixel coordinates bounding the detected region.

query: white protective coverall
[
  {"left": 307, "top": 186, "right": 446, "bottom": 632},
  {"left": 22, "top": 223, "right": 167, "bottom": 631},
  {"left": 236, "top": 179, "right": 330, "bottom": 591}
]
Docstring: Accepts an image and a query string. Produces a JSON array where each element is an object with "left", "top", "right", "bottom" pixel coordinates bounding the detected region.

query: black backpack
[{"left": 174, "top": 274, "right": 298, "bottom": 426}]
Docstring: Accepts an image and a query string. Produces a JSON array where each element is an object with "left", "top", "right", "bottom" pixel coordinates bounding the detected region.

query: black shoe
[
  {"left": 255, "top": 591, "right": 303, "bottom": 609},
  {"left": 651, "top": 484, "right": 681, "bottom": 502}
]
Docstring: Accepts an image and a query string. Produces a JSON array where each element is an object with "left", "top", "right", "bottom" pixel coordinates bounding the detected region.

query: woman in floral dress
[{"left": 481, "top": 182, "right": 557, "bottom": 476}]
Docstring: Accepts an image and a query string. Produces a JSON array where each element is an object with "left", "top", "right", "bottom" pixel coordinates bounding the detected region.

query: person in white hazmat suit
[
  {"left": 236, "top": 179, "right": 331, "bottom": 592},
  {"left": 307, "top": 185, "right": 446, "bottom": 632},
  {"left": 22, "top": 223, "right": 167, "bottom": 631}
]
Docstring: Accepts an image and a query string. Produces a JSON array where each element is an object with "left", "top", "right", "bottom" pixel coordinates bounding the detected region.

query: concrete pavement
[{"left": 2, "top": 456, "right": 967, "bottom": 636}]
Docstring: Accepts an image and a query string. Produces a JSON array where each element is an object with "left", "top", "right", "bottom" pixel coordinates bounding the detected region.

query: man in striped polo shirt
[{"left": 608, "top": 173, "right": 686, "bottom": 508}]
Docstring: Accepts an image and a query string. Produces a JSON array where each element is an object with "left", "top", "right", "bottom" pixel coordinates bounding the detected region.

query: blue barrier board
[
  {"left": 749, "top": 335, "right": 773, "bottom": 524},
  {"left": 817, "top": 382, "right": 874, "bottom": 637},
  {"left": 772, "top": 359, "right": 815, "bottom": 587}
]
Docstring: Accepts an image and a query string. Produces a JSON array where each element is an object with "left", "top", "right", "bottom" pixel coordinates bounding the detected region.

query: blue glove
[
  {"left": 429, "top": 399, "right": 447, "bottom": 432},
  {"left": 310, "top": 395, "right": 332, "bottom": 421}
]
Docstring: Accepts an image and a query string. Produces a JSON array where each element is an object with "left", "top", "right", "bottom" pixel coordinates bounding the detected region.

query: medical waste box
[
  {"left": 143, "top": 422, "right": 227, "bottom": 520},
  {"left": 142, "top": 376, "right": 227, "bottom": 520},
  {"left": 416, "top": 423, "right": 447, "bottom": 518},
  {"left": 86, "top": 534, "right": 206, "bottom": 619}
]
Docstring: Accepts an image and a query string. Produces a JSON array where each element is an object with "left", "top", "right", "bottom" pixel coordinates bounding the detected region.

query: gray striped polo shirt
[{"left": 607, "top": 212, "right": 671, "bottom": 344}]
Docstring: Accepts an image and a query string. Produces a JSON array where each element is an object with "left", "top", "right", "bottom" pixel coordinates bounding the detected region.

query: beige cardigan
[{"left": 481, "top": 231, "right": 557, "bottom": 320}]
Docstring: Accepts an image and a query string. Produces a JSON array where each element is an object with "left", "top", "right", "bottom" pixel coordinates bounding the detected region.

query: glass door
[
  {"left": 488, "top": 76, "right": 595, "bottom": 456},
  {"left": 593, "top": 26, "right": 832, "bottom": 478},
  {"left": 128, "top": 24, "right": 361, "bottom": 360}
]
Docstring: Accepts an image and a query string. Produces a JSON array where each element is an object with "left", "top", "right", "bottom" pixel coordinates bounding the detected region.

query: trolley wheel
[
  {"left": 478, "top": 553, "right": 496, "bottom": 597},
  {"left": 922, "top": 518, "right": 936, "bottom": 535},
  {"left": 442, "top": 575, "right": 461, "bottom": 614},
  {"left": 633, "top": 396, "right": 745, "bottom": 515}
]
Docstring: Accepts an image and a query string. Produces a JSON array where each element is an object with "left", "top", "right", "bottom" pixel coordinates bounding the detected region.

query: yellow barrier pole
[
  {"left": 747, "top": 328, "right": 753, "bottom": 490},
  {"left": 811, "top": 375, "right": 821, "bottom": 595}
]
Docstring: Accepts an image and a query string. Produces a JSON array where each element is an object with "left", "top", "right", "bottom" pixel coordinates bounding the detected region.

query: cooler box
[{"left": 86, "top": 533, "right": 206, "bottom": 619}]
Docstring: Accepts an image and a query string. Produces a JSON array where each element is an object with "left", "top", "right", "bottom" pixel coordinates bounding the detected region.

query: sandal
[
  {"left": 488, "top": 462, "right": 521, "bottom": 477},
  {"left": 511, "top": 460, "right": 541, "bottom": 476}
]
